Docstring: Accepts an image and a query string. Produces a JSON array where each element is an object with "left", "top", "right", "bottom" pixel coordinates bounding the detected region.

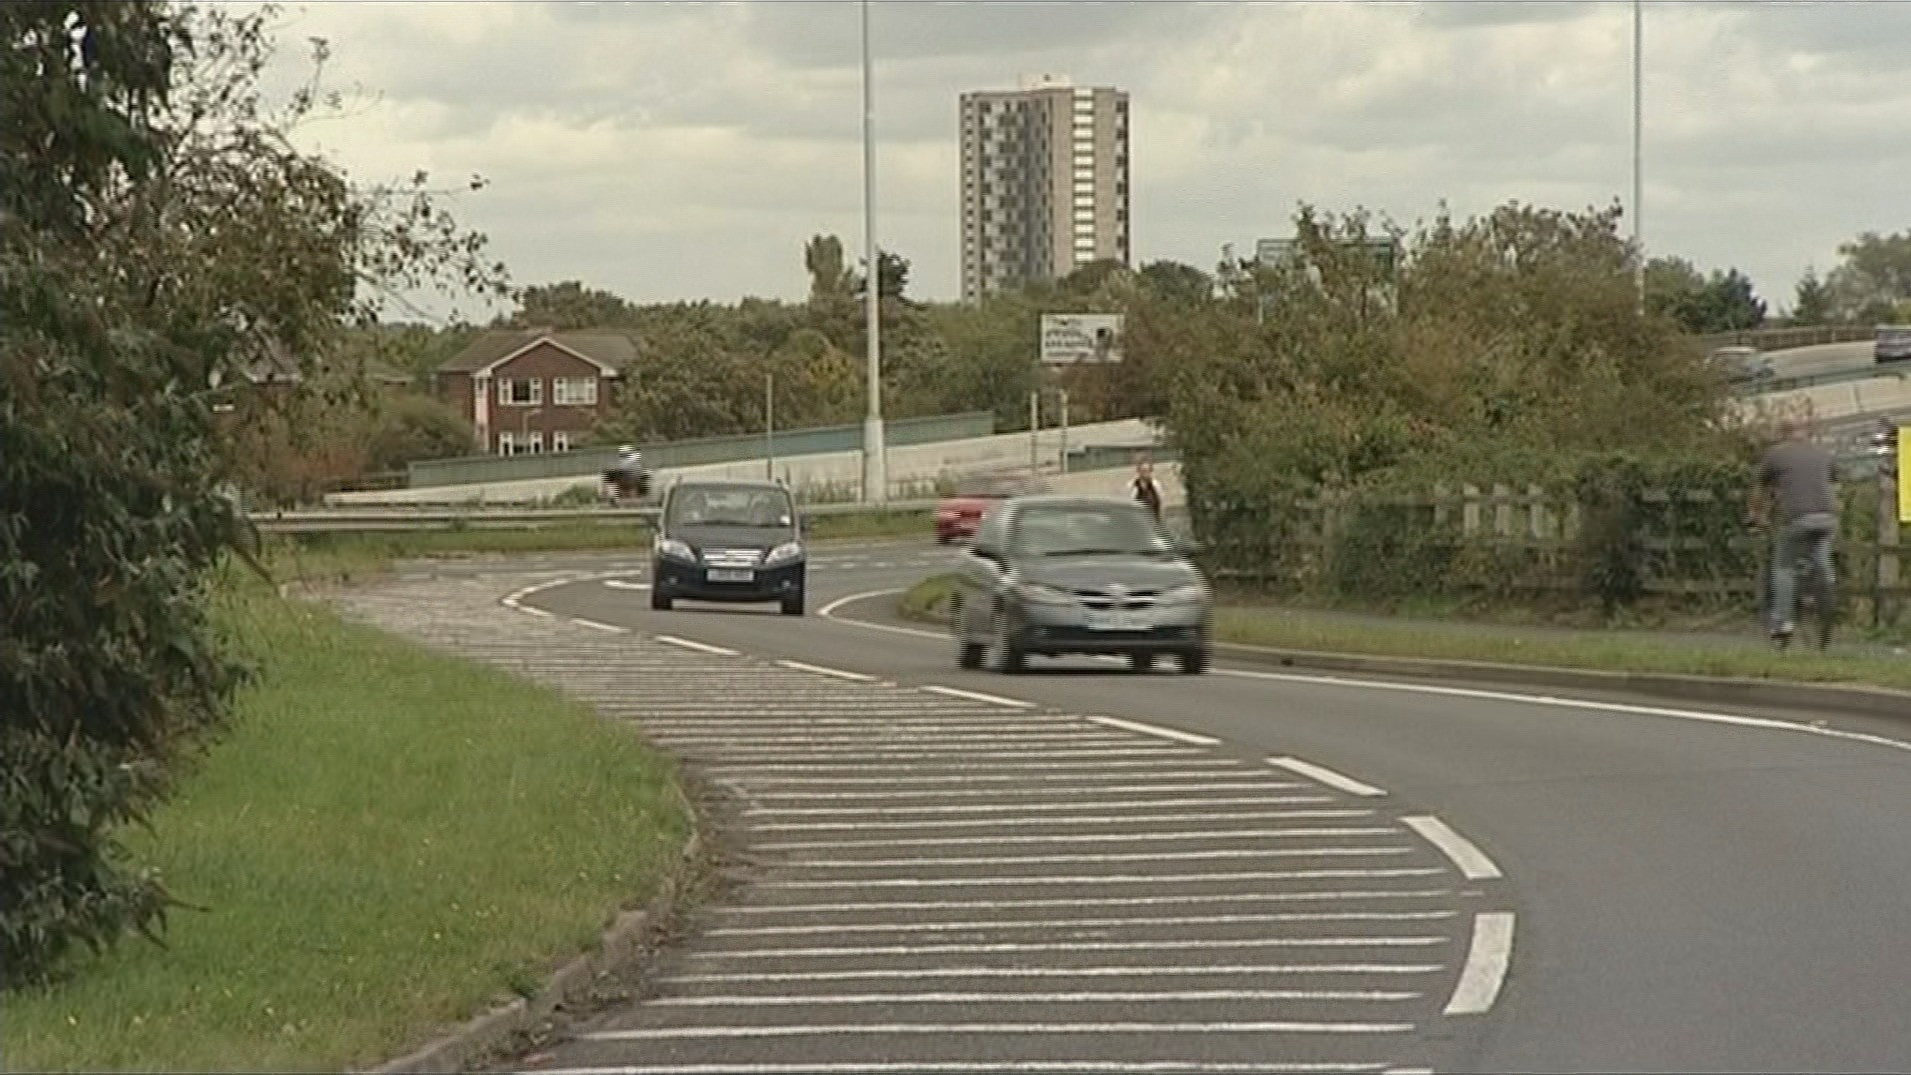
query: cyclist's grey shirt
[{"left": 1756, "top": 441, "right": 1836, "bottom": 521}]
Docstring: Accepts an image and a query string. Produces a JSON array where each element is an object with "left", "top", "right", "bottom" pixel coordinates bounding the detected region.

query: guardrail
[
  {"left": 1697, "top": 325, "right": 1877, "bottom": 354},
  {"left": 1751, "top": 365, "right": 1908, "bottom": 397},
  {"left": 248, "top": 500, "right": 938, "bottom": 535}
]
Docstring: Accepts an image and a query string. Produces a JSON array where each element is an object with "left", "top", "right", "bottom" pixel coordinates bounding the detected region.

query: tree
[
  {"left": 1, "top": 1, "right": 507, "bottom": 983},
  {"left": 1793, "top": 266, "right": 1833, "bottom": 325},
  {"left": 365, "top": 394, "right": 477, "bottom": 474},
  {"left": 1137, "top": 260, "right": 1215, "bottom": 306},
  {"left": 503, "top": 280, "right": 636, "bottom": 330},
  {"left": 1826, "top": 230, "right": 1911, "bottom": 323},
  {"left": 1645, "top": 257, "right": 1766, "bottom": 333},
  {"left": 1693, "top": 268, "right": 1766, "bottom": 332},
  {"left": 851, "top": 250, "right": 912, "bottom": 303},
  {"left": 803, "top": 234, "right": 855, "bottom": 306}
]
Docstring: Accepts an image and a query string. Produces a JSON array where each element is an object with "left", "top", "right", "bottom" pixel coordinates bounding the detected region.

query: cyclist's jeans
[{"left": 1770, "top": 511, "right": 1837, "bottom": 632}]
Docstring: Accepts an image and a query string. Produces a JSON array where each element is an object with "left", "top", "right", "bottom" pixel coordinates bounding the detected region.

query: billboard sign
[
  {"left": 1255, "top": 236, "right": 1397, "bottom": 274},
  {"left": 1040, "top": 313, "right": 1124, "bottom": 365}
]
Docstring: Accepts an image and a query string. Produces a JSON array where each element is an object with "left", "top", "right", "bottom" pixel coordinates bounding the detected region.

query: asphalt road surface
[
  {"left": 365, "top": 539, "right": 1911, "bottom": 1073},
  {"left": 1763, "top": 340, "right": 1877, "bottom": 379}
]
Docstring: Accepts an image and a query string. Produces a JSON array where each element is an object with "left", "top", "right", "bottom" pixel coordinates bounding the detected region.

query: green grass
[
  {"left": 897, "top": 574, "right": 1911, "bottom": 693},
  {"left": 3, "top": 574, "right": 692, "bottom": 1072}
]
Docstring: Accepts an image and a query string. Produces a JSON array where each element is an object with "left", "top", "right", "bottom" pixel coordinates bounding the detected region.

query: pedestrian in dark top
[
  {"left": 1131, "top": 455, "right": 1163, "bottom": 521},
  {"left": 1750, "top": 418, "right": 1838, "bottom": 649}
]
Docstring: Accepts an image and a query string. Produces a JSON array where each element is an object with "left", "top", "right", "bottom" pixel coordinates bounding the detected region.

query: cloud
[{"left": 242, "top": 0, "right": 1911, "bottom": 318}]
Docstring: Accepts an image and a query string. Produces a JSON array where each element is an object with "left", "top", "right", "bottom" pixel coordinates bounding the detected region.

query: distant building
[
  {"left": 959, "top": 74, "right": 1130, "bottom": 303},
  {"left": 435, "top": 328, "right": 636, "bottom": 455}
]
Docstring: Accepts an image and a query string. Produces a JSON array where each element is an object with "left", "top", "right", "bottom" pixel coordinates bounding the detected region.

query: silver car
[{"left": 950, "top": 495, "right": 1213, "bottom": 674}]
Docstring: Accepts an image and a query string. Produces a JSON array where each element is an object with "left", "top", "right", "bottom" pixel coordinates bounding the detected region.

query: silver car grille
[
  {"left": 1073, "top": 588, "right": 1157, "bottom": 610},
  {"left": 702, "top": 548, "right": 764, "bottom": 568}
]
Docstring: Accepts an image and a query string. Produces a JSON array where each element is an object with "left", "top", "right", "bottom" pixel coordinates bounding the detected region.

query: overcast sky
[{"left": 255, "top": 0, "right": 1911, "bottom": 322}]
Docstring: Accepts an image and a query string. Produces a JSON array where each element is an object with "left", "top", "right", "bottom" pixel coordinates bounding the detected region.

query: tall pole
[
  {"left": 765, "top": 371, "right": 775, "bottom": 481},
  {"left": 1632, "top": 0, "right": 1644, "bottom": 314},
  {"left": 859, "top": 0, "right": 887, "bottom": 504}
]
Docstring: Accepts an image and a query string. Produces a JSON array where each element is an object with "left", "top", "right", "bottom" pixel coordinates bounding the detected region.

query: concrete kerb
[
  {"left": 1212, "top": 641, "right": 1911, "bottom": 721},
  {"left": 360, "top": 826, "right": 702, "bottom": 1075}
]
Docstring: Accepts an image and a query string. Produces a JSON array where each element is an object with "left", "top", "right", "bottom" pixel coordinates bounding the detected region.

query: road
[
  {"left": 1762, "top": 340, "right": 1876, "bottom": 380},
  {"left": 375, "top": 540, "right": 1911, "bottom": 1073}
]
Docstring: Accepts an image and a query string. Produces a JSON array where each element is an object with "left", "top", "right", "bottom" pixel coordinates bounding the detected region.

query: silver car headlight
[
  {"left": 1014, "top": 581, "right": 1076, "bottom": 606},
  {"left": 1160, "top": 582, "right": 1210, "bottom": 605},
  {"left": 764, "top": 541, "right": 804, "bottom": 565},
  {"left": 655, "top": 538, "right": 695, "bottom": 561}
]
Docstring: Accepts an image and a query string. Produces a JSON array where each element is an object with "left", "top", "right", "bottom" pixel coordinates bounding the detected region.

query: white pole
[
  {"left": 1632, "top": 0, "right": 1644, "bottom": 314},
  {"left": 765, "top": 371, "right": 775, "bottom": 481},
  {"left": 859, "top": 0, "right": 887, "bottom": 504}
]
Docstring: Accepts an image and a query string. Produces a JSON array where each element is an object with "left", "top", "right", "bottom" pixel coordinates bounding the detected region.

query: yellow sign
[{"left": 1901, "top": 426, "right": 1910, "bottom": 524}]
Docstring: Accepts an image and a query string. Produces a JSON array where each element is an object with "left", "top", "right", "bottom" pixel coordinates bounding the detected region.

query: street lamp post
[
  {"left": 1632, "top": 0, "right": 1645, "bottom": 313},
  {"left": 859, "top": 0, "right": 887, "bottom": 504}
]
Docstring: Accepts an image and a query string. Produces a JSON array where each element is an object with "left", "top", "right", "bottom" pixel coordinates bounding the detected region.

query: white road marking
[
  {"left": 718, "top": 889, "right": 1457, "bottom": 916},
  {"left": 653, "top": 635, "right": 740, "bottom": 657},
  {"left": 646, "top": 988, "right": 1423, "bottom": 1006},
  {"left": 819, "top": 584, "right": 1911, "bottom": 759},
  {"left": 754, "top": 827, "right": 1397, "bottom": 852},
  {"left": 536, "top": 1061, "right": 1394, "bottom": 1074},
  {"left": 662, "top": 965, "right": 1442, "bottom": 988},
  {"left": 1445, "top": 911, "right": 1516, "bottom": 1015},
  {"left": 759, "top": 868, "right": 1444, "bottom": 890},
  {"left": 718, "top": 767, "right": 1246, "bottom": 786},
  {"left": 1268, "top": 757, "right": 1390, "bottom": 798},
  {"left": 570, "top": 617, "right": 626, "bottom": 633},
  {"left": 1402, "top": 815, "right": 1503, "bottom": 881},
  {"left": 748, "top": 796, "right": 1332, "bottom": 818},
  {"left": 750, "top": 809, "right": 1376, "bottom": 832},
  {"left": 774, "top": 659, "right": 878, "bottom": 682},
  {"left": 746, "top": 783, "right": 1344, "bottom": 801},
  {"left": 920, "top": 684, "right": 1037, "bottom": 709},
  {"left": 1085, "top": 714, "right": 1221, "bottom": 746},
  {"left": 603, "top": 578, "right": 651, "bottom": 591},
  {"left": 786, "top": 847, "right": 1413, "bottom": 869},
  {"left": 518, "top": 606, "right": 554, "bottom": 619},
  {"left": 580, "top": 1020, "right": 1414, "bottom": 1041},
  {"left": 708, "top": 910, "right": 1456, "bottom": 937}
]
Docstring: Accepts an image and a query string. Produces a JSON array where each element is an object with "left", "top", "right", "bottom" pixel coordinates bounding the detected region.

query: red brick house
[{"left": 434, "top": 329, "right": 636, "bottom": 455}]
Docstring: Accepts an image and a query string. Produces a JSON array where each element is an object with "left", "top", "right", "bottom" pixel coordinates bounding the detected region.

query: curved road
[{"left": 503, "top": 539, "right": 1911, "bottom": 1073}]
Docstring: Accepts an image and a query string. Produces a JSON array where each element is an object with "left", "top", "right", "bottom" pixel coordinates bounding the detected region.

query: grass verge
[
  {"left": 3, "top": 570, "right": 692, "bottom": 1072},
  {"left": 897, "top": 574, "right": 1911, "bottom": 693}
]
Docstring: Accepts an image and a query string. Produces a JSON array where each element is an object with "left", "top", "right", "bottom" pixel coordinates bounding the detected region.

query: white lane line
[
  {"left": 773, "top": 659, "right": 878, "bottom": 682},
  {"left": 920, "top": 684, "right": 1036, "bottom": 709},
  {"left": 708, "top": 910, "right": 1456, "bottom": 937},
  {"left": 746, "top": 782, "right": 1301, "bottom": 801},
  {"left": 603, "top": 578, "right": 651, "bottom": 591},
  {"left": 664, "top": 964, "right": 1442, "bottom": 985},
  {"left": 1445, "top": 911, "right": 1516, "bottom": 1016},
  {"left": 718, "top": 767, "right": 1246, "bottom": 785},
  {"left": 753, "top": 827, "right": 1400, "bottom": 852},
  {"left": 820, "top": 586, "right": 1911, "bottom": 759},
  {"left": 537, "top": 1061, "right": 1393, "bottom": 1074},
  {"left": 569, "top": 617, "right": 626, "bottom": 633},
  {"left": 518, "top": 606, "right": 554, "bottom": 619},
  {"left": 1402, "top": 815, "right": 1503, "bottom": 881},
  {"left": 647, "top": 988, "right": 1423, "bottom": 1006},
  {"left": 751, "top": 809, "right": 1377, "bottom": 832},
  {"left": 1085, "top": 714, "right": 1221, "bottom": 746},
  {"left": 748, "top": 796, "right": 1333, "bottom": 818},
  {"left": 652, "top": 634, "right": 740, "bottom": 657},
  {"left": 690, "top": 934, "right": 1444, "bottom": 958},
  {"left": 759, "top": 867, "right": 1444, "bottom": 890},
  {"left": 719, "top": 889, "right": 1458, "bottom": 916},
  {"left": 1268, "top": 757, "right": 1390, "bottom": 798},
  {"left": 786, "top": 848, "right": 1414, "bottom": 869},
  {"left": 580, "top": 1020, "right": 1414, "bottom": 1041}
]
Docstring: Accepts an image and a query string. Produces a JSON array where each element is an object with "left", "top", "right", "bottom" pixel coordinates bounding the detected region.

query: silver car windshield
[
  {"left": 666, "top": 488, "right": 794, "bottom": 529},
  {"left": 1013, "top": 504, "right": 1171, "bottom": 557}
]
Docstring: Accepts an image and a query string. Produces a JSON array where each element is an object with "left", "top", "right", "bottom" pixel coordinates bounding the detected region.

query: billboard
[
  {"left": 1255, "top": 236, "right": 1397, "bottom": 273},
  {"left": 1040, "top": 313, "right": 1124, "bottom": 365}
]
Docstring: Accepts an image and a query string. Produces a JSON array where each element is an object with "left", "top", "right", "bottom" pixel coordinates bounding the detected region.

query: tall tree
[
  {"left": 504, "top": 280, "right": 636, "bottom": 330},
  {"left": 1792, "top": 266, "right": 1833, "bottom": 325},
  {"left": 1827, "top": 230, "right": 1911, "bottom": 323},
  {"left": 1137, "top": 260, "right": 1215, "bottom": 306},
  {"left": 1, "top": 0, "right": 507, "bottom": 983},
  {"left": 803, "top": 234, "right": 854, "bottom": 306}
]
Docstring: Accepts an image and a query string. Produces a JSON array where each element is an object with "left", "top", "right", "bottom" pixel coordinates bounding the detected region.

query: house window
[
  {"left": 552, "top": 431, "right": 573, "bottom": 453},
  {"left": 497, "top": 377, "right": 542, "bottom": 406},
  {"left": 551, "top": 377, "right": 598, "bottom": 406},
  {"left": 497, "top": 431, "right": 545, "bottom": 456}
]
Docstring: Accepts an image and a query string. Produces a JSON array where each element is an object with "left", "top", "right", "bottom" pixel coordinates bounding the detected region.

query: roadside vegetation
[
  {"left": 898, "top": 574, "right": 1911, "bottom": 692},
  {"left": 3, "top": 567, "right": 690, "bottom": 1071}
]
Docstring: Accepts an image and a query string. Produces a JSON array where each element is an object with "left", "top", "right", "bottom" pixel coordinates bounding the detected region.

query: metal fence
[
  {"left": 1694, "top": 325, "right": 1877, "bottom": 354},
  {"left": 404, "top": 411, "right": 996, "bottom": 488},
  {"left": 248, "top": 499, "right": 939, "bottom": 535}
]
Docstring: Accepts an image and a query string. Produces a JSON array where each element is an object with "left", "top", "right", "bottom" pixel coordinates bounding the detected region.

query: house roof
[{"left": 438, "top": 329, "right": 638, "bottom": 376}]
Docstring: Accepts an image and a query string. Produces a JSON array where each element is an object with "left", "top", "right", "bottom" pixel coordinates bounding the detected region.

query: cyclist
[{"left": 1749, "top": 418, "right": 1838, "bottom": 650}]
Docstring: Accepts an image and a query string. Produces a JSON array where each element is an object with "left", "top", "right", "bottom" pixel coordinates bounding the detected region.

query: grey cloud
[
  {"left": 1410, "top": 0, "right": 1602, "bottom": 29},
  {"left": 740, "top": 0, "right": 1228, "bottom": 68}
]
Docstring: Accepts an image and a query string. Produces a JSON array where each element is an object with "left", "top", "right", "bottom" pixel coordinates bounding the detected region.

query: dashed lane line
[
  {"left": 1402, "top": 816, "right": 1503, "bottom": 882},
  {"left": 654, "top": 634, "right": 742, "bottom": 657},
  {"left": 1085, "top": 714, "right": 1222, "bottom": 746},
  {"left": 578, "top": 1020, "right": 1419, "bottom": 1041},
  {"left": 919, "top": 684, "right": 1037, "bottom": 709},
  {"left": 774, "top": 659, "right": 880, "bottom": 683},
  {"left": 1444, "top": 912, "right": 1516, "bottom": 1016},
  {"left": 1269, "top": 757, "right": 1390, "bottom": 799}
]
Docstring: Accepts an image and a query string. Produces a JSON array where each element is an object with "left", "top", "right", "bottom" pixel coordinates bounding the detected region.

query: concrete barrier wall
[{"left": 326, "top": 418, "right": 1165, "bottom": 506}]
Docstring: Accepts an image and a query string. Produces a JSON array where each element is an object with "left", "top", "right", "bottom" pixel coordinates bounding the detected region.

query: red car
[{"left": 934, "top": 473, "right": 1045, "bottom": 544}]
